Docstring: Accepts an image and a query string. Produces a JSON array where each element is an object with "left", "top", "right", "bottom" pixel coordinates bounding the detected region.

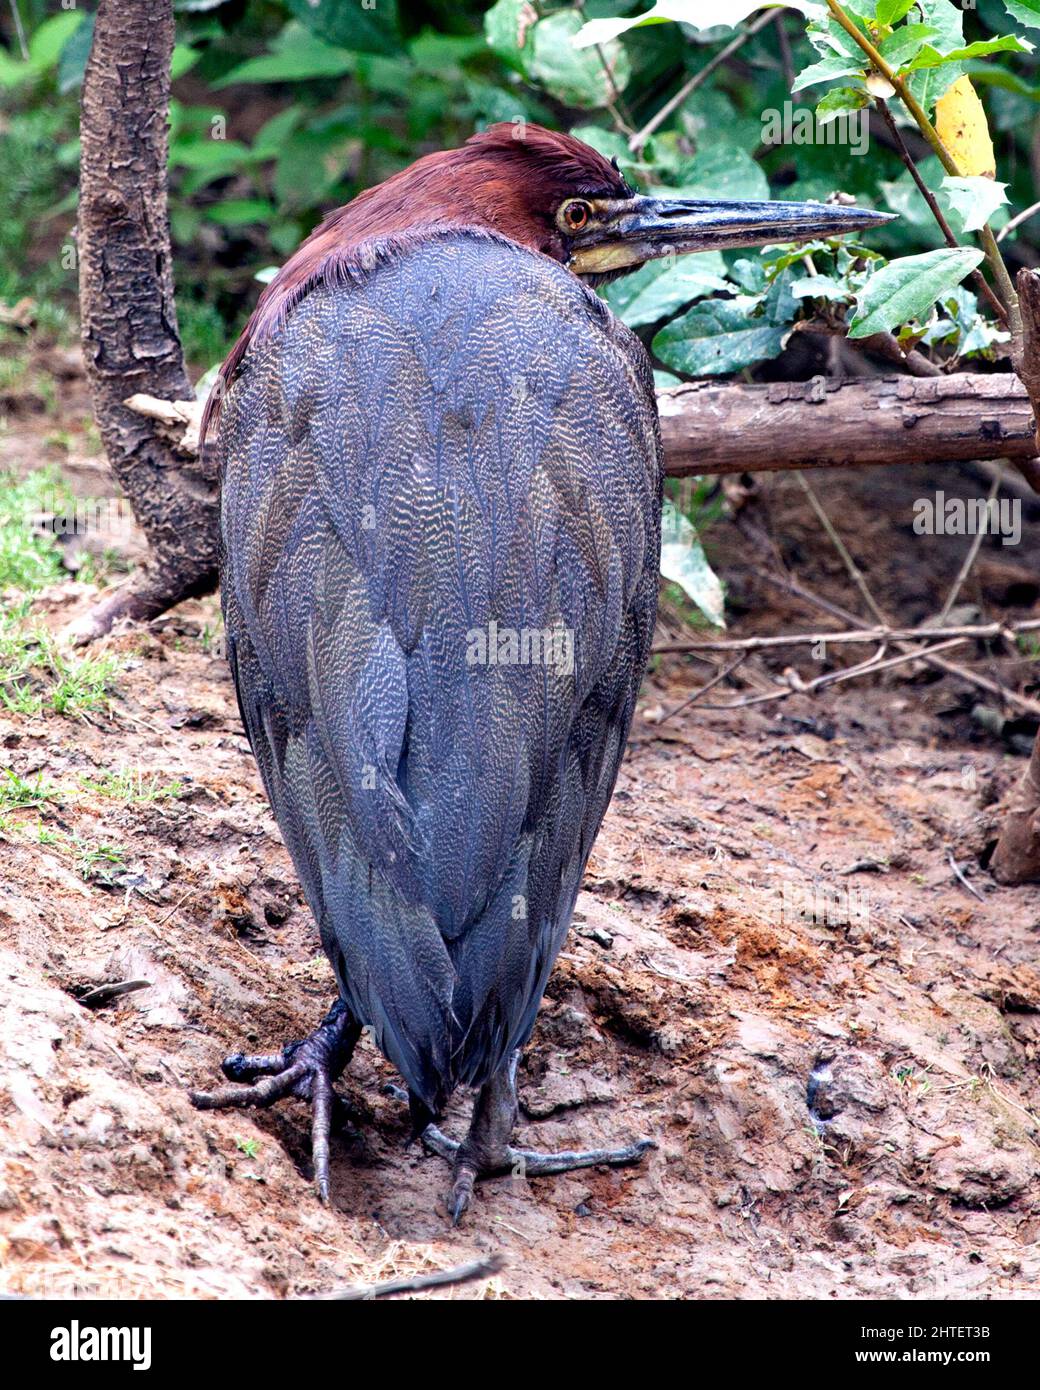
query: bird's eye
[{"left": 559, "top": 199, "right": 591, "bottom": 232}]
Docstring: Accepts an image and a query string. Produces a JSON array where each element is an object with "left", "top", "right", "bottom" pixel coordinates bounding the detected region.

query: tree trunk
[
  {"left": 990, "top": 267, "right": 1040, "bottom": 882},
  {"left": 73, "top": 0, "right": 219, "bottom": 643},
  {"left": 991, "top": 731, "right": 1040, "bottom": 884}
]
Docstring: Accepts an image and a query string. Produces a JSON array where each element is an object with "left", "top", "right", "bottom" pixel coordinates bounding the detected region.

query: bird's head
[
  {"left": 206, "top": 123, "right": 894, "bottom": 433},
  {"left": 446, "top": 124, "right": 894, "bottom": 283}
]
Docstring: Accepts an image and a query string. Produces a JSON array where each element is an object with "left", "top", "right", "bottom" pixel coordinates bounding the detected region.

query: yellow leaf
[{"left": 935, "top": 76, "right": 996, "bottom": 179}]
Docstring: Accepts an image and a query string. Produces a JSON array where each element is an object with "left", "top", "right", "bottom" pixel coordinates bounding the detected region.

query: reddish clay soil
[{"left": 1, "top": 384, "right": 1039, "bottom": 1298}]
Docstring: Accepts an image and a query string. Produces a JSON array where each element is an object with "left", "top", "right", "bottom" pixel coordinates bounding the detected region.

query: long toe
[
  {"left": 189, "top": 1058, "right": 308, "bottom": 1111},
  {"left": 188, "top": 1002, "right": 361, "bottom": 1202},
  {"left": 220, "top": 1049, "right": 293, "bottom": 1084},
  {"left": 508, "top": 1135, "right": 657, "bottom": 1177}
]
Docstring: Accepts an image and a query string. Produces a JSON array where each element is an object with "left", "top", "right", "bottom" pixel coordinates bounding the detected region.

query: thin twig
[
  {"left": 934, "top": 464, "right": 1002, "bottom": 623},
  {"left": 8, "top": 0, "right": 28, "bottom": 61},
  {"left": 325, "top": 1253, "right": 505, "bottom": 1301},
  {"left": 629, "top": 10, "right": 774, "bottom": 153},
  {"left": 774, "top": 9, "right": 795, "bottom": 90},
  {"left": 794, "top": 473, "right": 888, "bottom": 626},
  {"left": 874, "top": 98, "right": 1008, "bottom": 324},
  {"left": 825, "top": 0, "right": 1020, "bottom": 332},
  {"left": 652, "top": 616, "right": 1040, "bottom": 655},
  {"left": 682, "top": 636, "right": 969, "bottom": 712},
  {"left": 659, "top": 653, "right": 749, "bottom": 723},
  {"left": 792, "top": 319, "right": 942, "bottom": 375},
  {"left": 575, "top": 0, "right": 635, "bottom": 134},
  {"left": 788, "top": 472, "right": 1038, "bottom": 709},
  {"left": 998, "top": 199, "right": 1040, "bottom": 243},
  {"left": 750, "top": 565, "right": 1040, "bottom": 717}
]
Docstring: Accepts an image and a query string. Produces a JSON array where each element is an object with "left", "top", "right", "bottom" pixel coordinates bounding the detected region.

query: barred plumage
[{"left": 218, "top": 229, "right": 662, "bottom": 1113}]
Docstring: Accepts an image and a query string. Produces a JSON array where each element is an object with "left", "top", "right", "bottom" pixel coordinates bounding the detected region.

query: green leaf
[
  {"left": 570, "top": 125, "right": 644, "bottom": 182},
  {"left": 659, "top": 500, "right": 726, "bottom": 627},
  {"left": 939, "top": 176, "right": 1009, "bottom": 232},
  {"left": 848, "top": 247, "right": 985, "bottom": 338},
  {"left": 792, "top": 53, "right": 865, "bottom": 91},
  {"left": 665, "top": 145, "right": 769, "bottom": 202},
  {"left": 908, "top": 36, "right": 1033, "bottom": 69},
  {"left": 877, "top": 23, "right": 939, "bottom": 69},
  {"left": 286, "top": 0, "right": 401, "bottom": 59},
  {"left": 1004, "top": 0, "right": 1040, "bottom": 28},
  {"left": 485, "top": 0, "right": 538, "bottom": 71},
  {"left": 169, "top": 137, "right": 252, "bottom": 171},
  {"left": 204, "top": 199, "right": 276, "bottom": 227},
  {"left": 171, "top": 45, "right": 200, "bottom": 81},
  {"left": 250, "top": 107, "right": 303, "bottom": 160},
  {"left": 907, "top": 0, "right": 966, "bottom": 110},
  {"left": 528, "top": 11, "right": 630, "bottom": 108},
  {"left": 273, "top": 128, "right": 357, "bottom": 208},
  {"left": 815, "top": 86, "right": 869, "bottom": 123},
  {"left": 214, "top": 23, "right": 357, "bottom": 86},
  {"left": 57, "top": 13, "right": 93, "bottom": 93},
  {"left": 604, "top": 254, "right": 729, "bottom": 327},
  {"left": 28, "top": 12, "right": 82, "bottom": 70},
  {"left": 876, "top": 0, "right": 916, "bottom": 23},
  {"left": 409, "top": 30, "right": 486, "bottom": 78},
  {"left": 790, "top": 274, "right": 848, "bottom": 299},
  {"left": 653, "top": 298, "right": 790, "bottom": 376}
]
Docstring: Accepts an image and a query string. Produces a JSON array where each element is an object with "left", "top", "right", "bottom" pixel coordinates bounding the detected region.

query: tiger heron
[{"left": 192, "top": 124, "right": 892, "bottom": 1222}]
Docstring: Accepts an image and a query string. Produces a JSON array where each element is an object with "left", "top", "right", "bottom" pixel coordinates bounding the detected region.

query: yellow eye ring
[{"left": 559, "top": 199, "right": 592, "bottom": 232}]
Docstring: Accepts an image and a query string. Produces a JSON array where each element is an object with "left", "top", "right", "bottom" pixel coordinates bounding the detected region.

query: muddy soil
[{"left": 1, "top": 388, "right": 1039, "bottom": 1299}]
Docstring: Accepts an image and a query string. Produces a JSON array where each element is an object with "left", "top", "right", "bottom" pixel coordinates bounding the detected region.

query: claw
[
  {"left": 384, "top": 1058, "right": 656, "bottom": 1226},
  {"left": 448, "top": 1164, "right": 477, "bottom": 1225},
  {"left": 189, "top": 1000, "right": 360, "bottom": 1202}
]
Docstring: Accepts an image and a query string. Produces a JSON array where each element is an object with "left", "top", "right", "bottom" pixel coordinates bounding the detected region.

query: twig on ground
[
  {"left": 749, "top": 566, "right": 1040, "bottom": 717},
  {"left": 674, "top": 636, "right": 969, "bottom": 712},
  {"left": 652, "top": 617, "right": 1040, "bottom": 656},
  {"left": 659, "top": 653, "right": 749, "bottom": 723},
  {"left": 325, "top": 1253, "right": 505, "bottom": 1301},
  {"left": 947, "top": 849, "right": 985, "bottom": 902}
]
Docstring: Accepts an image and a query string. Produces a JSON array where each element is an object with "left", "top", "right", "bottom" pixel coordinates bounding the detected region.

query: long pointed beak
[{"left": 568, "top": 195, "right": 896, "bottom": 275}]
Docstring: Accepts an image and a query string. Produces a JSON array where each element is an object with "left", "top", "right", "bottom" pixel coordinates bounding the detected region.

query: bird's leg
[
  {"left": 417, "top": 1052, "right": 656, "bottom": 1224},
  {"left": 189, "top": 999, "right": 361, "bottom": 1203}
]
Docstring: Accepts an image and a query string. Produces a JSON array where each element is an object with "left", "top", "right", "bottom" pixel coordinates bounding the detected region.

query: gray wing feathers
[{"left": 218, "top": 231, "right": 661, "bottom": 1108}]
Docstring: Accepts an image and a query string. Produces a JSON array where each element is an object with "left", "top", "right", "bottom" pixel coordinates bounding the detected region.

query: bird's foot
[
  {"left": 387, "top": 1058, "right": 655, "bottom": 1225},
  {"left": 421, "top": 1125, "right": 656, "bottom": 1225},
  {"left": 189, "top": 1000, "right": 361, "bottom": 1203}
]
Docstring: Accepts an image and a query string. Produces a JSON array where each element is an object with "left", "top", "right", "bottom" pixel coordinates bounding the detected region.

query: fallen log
[
  {"left": 657, "top": 372, "right": 1037, "bottom": 476},
  {"left": 130, "top": 371, "right": 1037, "bottom": 480}
]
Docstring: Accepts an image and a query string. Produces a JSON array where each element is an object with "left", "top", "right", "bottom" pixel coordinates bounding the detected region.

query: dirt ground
[{"left": 1, "top": 365, "right": 1039, "bottom": 1299}]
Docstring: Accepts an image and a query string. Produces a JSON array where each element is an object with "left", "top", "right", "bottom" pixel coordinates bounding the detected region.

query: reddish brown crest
[{"left": 203, "top": 124, "right": 628, "bottom": 436}]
